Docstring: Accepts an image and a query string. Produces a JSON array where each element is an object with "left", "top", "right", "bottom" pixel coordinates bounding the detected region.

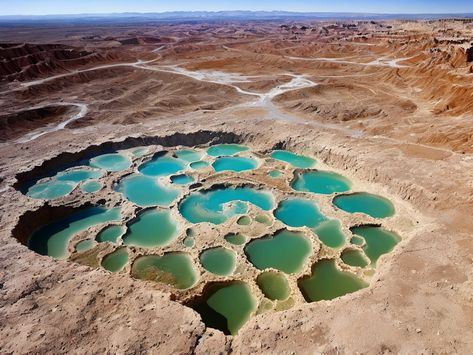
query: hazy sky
[{"left": 2, "top": 0, "right": 473, "bottom": 16}]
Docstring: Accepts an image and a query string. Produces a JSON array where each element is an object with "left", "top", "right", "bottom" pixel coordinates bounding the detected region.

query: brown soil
[
  {"left": 0, "top": 18, "right": 473, "bottom": 354},
  {"left": 0, "top": 104, "right": 78, "bottom": 141}
]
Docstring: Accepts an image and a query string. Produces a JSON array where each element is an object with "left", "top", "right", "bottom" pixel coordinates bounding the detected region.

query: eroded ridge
[{"left": 13, "top": 140, "right": 406, "bottom": 335}]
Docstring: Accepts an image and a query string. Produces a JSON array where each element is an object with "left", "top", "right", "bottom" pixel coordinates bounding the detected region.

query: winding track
[
  {"left": 16, "top": 102, "right": 89, "bottom": 143},
  {"left": 4, "top": 53, "right": 392, "bottom": 142},
  {"left": 223, "top": 42, "right": 413, "bottom": 68},
  {"left": 9, "top": 59, "right": 319, "bottom": 142},
  {"left": 3, "top": 47, "right": 424, "bottom": 144},
  {"left": 286, "top": 55, "right": 414, "bottom": 68}
]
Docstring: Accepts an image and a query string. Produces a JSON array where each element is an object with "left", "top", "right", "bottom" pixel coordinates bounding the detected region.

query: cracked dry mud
[{"left": 1, "top": 19, "right": 473, "bottom": 354}]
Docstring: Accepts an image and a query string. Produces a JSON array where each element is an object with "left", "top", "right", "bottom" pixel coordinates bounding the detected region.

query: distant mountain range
[{"left": 1, "top": 11, "right": 473, "bottom": 24}]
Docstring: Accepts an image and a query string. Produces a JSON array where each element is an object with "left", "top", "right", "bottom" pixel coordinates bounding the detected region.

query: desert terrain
[{"left": 0, "top": 17, "right": 473, "bottom": 353}]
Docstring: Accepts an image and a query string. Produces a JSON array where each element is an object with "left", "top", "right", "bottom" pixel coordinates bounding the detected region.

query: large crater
[{"left": 11, "top": 131, "right": 410, "bottom": 336}]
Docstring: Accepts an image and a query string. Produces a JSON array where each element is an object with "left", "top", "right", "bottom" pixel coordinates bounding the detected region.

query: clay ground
[{"left": 0, "top": 19, "right": 473, "bottom": 353}]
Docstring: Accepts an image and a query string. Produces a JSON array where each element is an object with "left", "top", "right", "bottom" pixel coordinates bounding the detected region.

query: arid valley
[{"left": 1, "top": 15, "right": 473, "bottom": 353}]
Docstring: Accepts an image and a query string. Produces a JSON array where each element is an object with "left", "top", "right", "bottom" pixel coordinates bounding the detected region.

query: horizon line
[{"left": 1, "top": 10, "right": 473, "bottom": 17}]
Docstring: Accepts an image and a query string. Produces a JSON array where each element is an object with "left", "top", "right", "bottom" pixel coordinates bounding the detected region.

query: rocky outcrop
[
  {"left": 0, "top": 105, "right": 76, "bottom": 142},
  {"left": 466, "top": 45, "right": 473, "bottom": 62},
  {"left": 0, "top": 43, "right": 124, "bottom": 82}
]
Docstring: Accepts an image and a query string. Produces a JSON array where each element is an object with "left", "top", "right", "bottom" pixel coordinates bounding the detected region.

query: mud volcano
[{"left": 13, "top": 137, "right": 405, "bottom": 336}]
